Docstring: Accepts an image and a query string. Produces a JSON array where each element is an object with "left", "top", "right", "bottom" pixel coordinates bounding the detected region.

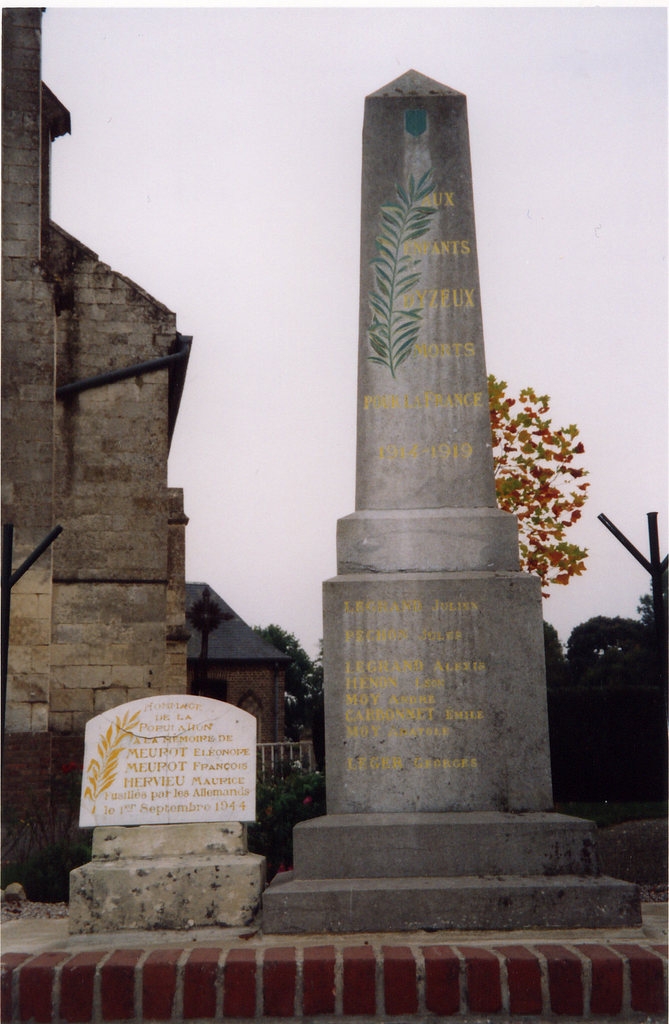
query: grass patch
[{"left": 555, "top": 801, "right": 668, "bottom": 828}]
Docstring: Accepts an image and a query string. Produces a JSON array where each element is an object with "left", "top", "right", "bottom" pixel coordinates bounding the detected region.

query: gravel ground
[{"left": 2, "top": 901, "right": 68, "bottom": 921}]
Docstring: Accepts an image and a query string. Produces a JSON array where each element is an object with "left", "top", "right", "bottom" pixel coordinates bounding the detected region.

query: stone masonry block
[
  {"left": 49, "top": 688, "right": 94, "bottom": 715},
  {"left": 6, "top": 672, "right": 48, "bottom": 703},
  {"left": 69, "top": 854, "right": 266, "bottom": 933},
  {"left": 4, "top": 701, "right": 41, "bottom": 733},
  {"left": 91, "top": 824, "right": 246, "bottom": 861},
  {"left": 93, "top": 688, "right": 131, "bottom": 715},
  {"left": 30, "top": 646, "right": 51, "bottom": 676},
  {"left": 49, "top": 712, "right": 75, "bottom": 735}
]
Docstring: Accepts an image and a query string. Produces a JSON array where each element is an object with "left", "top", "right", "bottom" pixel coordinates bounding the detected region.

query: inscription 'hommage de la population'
[{"left": 79, "top": 696, "right": 256, "bottom": 827}]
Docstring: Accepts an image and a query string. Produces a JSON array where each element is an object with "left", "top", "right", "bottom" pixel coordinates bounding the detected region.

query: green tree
[
  {"left": 637, "top": 578, "right": 668, "bottom": 631},
  {"left": 566, "top": 615, "right": 654, "bottom": 688},
  {"left": 543, "top": 621, "right": 569, "bottom": 688},
  {"left": 253, "top": 625, "right": 323, "bottom": 741},
  {"left": 488, "top": 375, "right": 589, "bottom": 595}
]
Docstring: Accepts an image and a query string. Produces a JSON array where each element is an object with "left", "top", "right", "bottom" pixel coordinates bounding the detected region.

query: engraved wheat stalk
[
  {"left": 83, "top": 709, "right": 141, "bottom": 813},
  {"left": 367, "top": 169, "right": 436, "bottom": 378}
]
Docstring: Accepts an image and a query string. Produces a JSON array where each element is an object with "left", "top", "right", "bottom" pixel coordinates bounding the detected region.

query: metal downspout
[{"left": 55, "top": 335, "right": 191, "bottom": 400}]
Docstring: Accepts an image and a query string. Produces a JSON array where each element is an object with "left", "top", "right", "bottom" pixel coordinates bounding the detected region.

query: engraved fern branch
[
  {"left": 83, "top": 709, "right": 140, "bottom": 813},
  {"left": 367, "top": 169, "right": 436, "bottom": 378}
]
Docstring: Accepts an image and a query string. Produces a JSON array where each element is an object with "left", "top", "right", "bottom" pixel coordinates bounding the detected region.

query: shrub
[
  {"left": 2, "top": 840, "right": 92, "bottom": 902},
  {"left": 1, "top": 762, "right": 92, "bottom": 902},
  {"left": 248, "top": 767, "right": 325, "bottom": 878}
]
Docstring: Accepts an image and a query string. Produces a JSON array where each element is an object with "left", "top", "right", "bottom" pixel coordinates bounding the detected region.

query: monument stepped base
[
  {"left": 263, "top": 872, "right": 640, "bottom": 933},
  {"left": 262, "top": 812, "right": 641, "bottom": 933}
]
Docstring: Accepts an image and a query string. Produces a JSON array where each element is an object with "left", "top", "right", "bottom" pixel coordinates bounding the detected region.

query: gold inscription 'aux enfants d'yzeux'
[
  {"left": 403, "top": 239, "right": 470, "bottom": 257},
  {"left": 414, "top": 341, "right": 475, "bottom": 358},
  {"left": 403, "top": 287, "right": 476, "bottom": 309}
]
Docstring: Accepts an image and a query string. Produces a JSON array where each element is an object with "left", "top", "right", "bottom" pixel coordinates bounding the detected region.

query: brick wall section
[
  {"left": 188, "top": 663, "right": 286, "bottom": 742},
  {"left": 1, "top": 942, "right": 665, "bottom": 1022},
  {"left": 1, "top": 735, "right": 52, "bottom": 819},
  {"left": 1, "top": 734, "right": 86, "bottom": 824}
]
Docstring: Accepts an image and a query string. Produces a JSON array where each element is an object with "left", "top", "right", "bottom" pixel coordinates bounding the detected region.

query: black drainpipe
[{"left": 56, "top": 334, "right": 191, "bottom": 400}]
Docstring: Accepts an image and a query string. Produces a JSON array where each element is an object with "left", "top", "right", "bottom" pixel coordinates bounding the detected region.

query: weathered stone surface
[
  {"left": 262, "top": 874, "right": 641, "bottom": 934},
  {"left": 291, "top": 812, "right": 599, "bottom": 879},
  {"left": 91, "top": 822, "right": 246, "bottom": 860},
  {"left": 264, "top": 71, "right": 639, "bottom": 935},
  {"left": 2, "top": 8, "right": 190, "bottom": 774},
  {"left": 337, "top": 507, "right": 519, "bottom": 574},
  {"left": 355, "top": 72, "right": 495, "bottom": 512},
  {"left": 323, "top": 572, "right": 552, "bottom": 814},
  {"left": 3, "top": 882, "right": 27, "bottom": 904},
  {"left": 69, "top": 855, "right": 265, "bottom": 933},
  {"left": 69, "top": 823, "right": 265, "bottom": 933}
]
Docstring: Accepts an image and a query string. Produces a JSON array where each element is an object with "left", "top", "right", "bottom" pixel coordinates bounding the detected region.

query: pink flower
[{"left": 302, "top": 796, "right": 313, "bottom": 805}]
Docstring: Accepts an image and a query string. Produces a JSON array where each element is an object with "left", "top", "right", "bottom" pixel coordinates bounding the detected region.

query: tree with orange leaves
[{"left": 488, "top": 374, "right": 589, "bottom": 596}]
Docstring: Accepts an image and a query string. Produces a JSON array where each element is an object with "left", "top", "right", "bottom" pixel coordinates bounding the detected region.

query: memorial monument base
[
  {"left": 262, "top": 812, "right": 641, "bottom": 933},
  {"left": 69, "top": 823, "right": 266, "bottom": 934}
]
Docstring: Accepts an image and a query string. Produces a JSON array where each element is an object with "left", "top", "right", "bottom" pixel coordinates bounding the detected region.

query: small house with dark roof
[{"left": 186, "top": 583, "right": 290, "bottom": 743}]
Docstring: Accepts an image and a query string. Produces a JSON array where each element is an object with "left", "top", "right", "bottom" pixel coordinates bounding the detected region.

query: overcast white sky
[{"left": 41, "top": 5, "right": 667, "bottom": 657}]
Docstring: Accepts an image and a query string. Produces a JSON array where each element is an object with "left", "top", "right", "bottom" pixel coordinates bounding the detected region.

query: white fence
[{"left": 257, "top": 741, "right": 316, "bottom": 775}]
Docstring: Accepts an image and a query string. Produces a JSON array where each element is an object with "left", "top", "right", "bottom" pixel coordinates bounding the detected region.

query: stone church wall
[{"left": 1, "top": 8, "right": 189, "bottom": 826}]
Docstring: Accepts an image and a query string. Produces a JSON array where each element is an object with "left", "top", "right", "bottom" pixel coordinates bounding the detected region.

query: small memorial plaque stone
[{"left": 79, "top": 695, "right": 255, "bottom": 827}]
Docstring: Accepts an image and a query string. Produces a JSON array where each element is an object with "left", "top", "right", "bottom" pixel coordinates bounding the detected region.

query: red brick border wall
[
  {"left": 1, "top": 734, "right": 85, "bottom": 826},
  {"left": 2, "top": 941, "right": 666, "bottom": 1021}
]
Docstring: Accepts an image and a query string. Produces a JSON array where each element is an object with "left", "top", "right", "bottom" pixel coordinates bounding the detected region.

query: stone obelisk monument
[{"left": 263, "top": 71, "right": 640, "bottom": 932}]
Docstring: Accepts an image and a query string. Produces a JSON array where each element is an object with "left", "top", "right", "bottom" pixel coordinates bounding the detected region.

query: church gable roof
[{"left": 186, "top": 582, "right": 291, "bottom": 664}]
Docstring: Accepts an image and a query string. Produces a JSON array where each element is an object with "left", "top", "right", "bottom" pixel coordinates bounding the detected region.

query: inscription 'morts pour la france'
[{"left": 356, "top": 71, "right": 496, "bottom": 512}]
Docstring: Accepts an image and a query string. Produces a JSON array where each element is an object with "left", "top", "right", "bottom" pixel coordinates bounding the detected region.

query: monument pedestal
[
  {"left": 69, "top": 823, "right": 266, "bottom": 934},
  {"left": 263, "top": 71, "right": 641, "bottom": 936},
  {"left": 262, "top": 812, "right": 641, "bottom": 932}
]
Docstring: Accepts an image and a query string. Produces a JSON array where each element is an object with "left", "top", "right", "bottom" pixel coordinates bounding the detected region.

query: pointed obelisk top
[
  {"left": 368, "top": 69, "right": 463, "bottom": 99},
  {"left": 355, "top": 69, "right": 496, "bottom": 511}
]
